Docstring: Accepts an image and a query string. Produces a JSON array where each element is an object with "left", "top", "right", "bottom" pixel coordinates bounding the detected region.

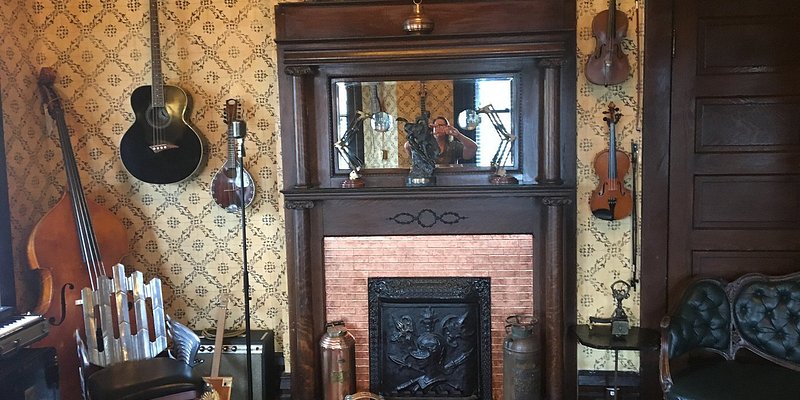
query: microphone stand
[
  {"left": 231, "top": 119, "right": 254, "bottom": 400},
  {"left": 630, "top": 141, "right": 640, "bottom": 290}
]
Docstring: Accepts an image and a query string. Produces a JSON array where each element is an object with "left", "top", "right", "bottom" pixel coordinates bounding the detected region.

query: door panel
[{"left": 667, "top": 0, "right": 800, "bottom": 308}]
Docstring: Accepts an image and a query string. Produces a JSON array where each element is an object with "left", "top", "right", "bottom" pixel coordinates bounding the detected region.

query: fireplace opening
[{"left": 368, "top": 277, "right": 492, "bottom": 399}]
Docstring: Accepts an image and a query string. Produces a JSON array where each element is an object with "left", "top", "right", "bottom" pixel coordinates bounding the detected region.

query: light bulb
[
  {"left": 371, "top": 111, "right": 394, "bottom": 133},
  {"left": 457, "top": 109, "right": 481, "bottom": 131}
]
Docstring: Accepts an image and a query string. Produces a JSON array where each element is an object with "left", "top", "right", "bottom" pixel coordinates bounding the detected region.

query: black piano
[
  {"left": 0, "top": 307, "right": 57, "bottom": 400},
  {"left": 0, "top": 306, "right": 49, "bottom": 359}
]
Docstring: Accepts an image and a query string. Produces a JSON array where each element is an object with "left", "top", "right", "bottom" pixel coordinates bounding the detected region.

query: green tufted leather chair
[{"left": 660, "top": 273, "right": 800, "bottom": 400}]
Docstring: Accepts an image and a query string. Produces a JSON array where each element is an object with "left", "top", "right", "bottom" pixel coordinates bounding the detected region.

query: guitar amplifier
[{"left": 194, "top": 329, "right": 280, "bottom": 400}]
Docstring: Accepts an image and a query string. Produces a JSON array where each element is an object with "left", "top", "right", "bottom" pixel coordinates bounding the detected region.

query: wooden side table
[{"left": 572, "top": 325, "right": 660, "bottom": 400}]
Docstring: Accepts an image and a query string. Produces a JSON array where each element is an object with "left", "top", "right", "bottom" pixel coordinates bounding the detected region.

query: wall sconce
[{"left": 403, "top": 0, "right": 434, "bottom": 34}]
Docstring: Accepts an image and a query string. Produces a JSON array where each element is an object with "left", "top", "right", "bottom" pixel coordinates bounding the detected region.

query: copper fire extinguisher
[
  {"left": 503, "top": 315, "right": 541, "bottom": 400},
  {"left": 320, "top": 320, "right": 356, "bottom": 400}
]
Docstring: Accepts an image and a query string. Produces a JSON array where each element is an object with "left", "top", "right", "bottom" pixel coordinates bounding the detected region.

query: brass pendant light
[{"left": 403, "top": 0, "right": 434, "bottom": 34}]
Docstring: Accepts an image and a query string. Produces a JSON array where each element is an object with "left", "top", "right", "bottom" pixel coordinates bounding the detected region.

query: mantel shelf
[{"left": 282, "top": 184, "right": 574, "bottom": 201}]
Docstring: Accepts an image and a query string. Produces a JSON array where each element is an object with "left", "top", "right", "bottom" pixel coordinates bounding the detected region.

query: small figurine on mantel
[{"left": 400, "top": 112, "right": 439, "bottom": 186}]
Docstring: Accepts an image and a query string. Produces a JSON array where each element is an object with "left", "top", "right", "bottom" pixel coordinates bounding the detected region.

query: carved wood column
[
  {"left": 537, "top": 59, "right": 564, "bottom": 185},
  {"left": 543, "top": 196, "right": 570, "bottom": 400},
  {"left": 284, "top": 200, "right": 318, "bottom": 399},
  {"left": 284, "top": 66, "right": 317, "bottom": 189}
]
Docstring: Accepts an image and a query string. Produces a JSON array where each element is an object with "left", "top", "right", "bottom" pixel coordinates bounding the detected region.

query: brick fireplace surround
[{"left": 324, "top": 235, "right": 535, "bottom": 399}]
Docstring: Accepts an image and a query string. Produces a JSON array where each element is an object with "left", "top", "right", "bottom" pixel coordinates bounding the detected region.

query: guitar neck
[
  {"left": 38, "top": 70, "right": 105, "bottom": 284},
  {"left": 210, "top": 304, "right": 226, "bottom": 378},
  {"left": 225, "top": 100, "right": 239, "bottom": 167},
  {"left": 226, "top": 126, "right": 237, "bottom": 166},
  {"left": 608, "top": 0, "right": 617, "bottom": 33},
  {"left": 149, "top": 0, "right": 165, "bottom": 108},
  {"left": 608, "top": 123, "right": 618, "bottom": 180}
]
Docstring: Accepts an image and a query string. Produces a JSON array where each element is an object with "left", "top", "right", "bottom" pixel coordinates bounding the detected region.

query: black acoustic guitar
[{"left": 120, "top": 0, "right": 204, "bottom": 184}]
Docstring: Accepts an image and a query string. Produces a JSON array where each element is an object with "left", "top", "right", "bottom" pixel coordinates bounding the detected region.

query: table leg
[{"left": 613, "top": 349, "right": 619, "bottom": 400}]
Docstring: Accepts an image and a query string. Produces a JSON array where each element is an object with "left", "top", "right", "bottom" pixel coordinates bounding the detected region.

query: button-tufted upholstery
[
  {"left": 660, "top": 273, "right": 800, "bottom": 400},
  {"left": 666, "top": 280, "right": 730, "bottom": 359},
  {"left": 734, "top": 281, "right": 800, "bottom": 364}
]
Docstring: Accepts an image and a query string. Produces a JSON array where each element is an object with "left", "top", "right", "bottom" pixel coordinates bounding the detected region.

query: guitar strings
[{"left": 45, "top": 95, "right": 105, "bottom": 289}]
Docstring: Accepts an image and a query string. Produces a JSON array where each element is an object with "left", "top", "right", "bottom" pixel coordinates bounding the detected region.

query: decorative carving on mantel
[
  {"left": 284, "top": 65, "right": 317, "bottom": 76},
  {"left": 284, "top": 200, "right": 315, "bottom": 210},
  {"left": 368, "top": 277, "right": 493, "bottom": 399},
  {"left": 542, "top": 197, "right": 572, "bottom": 207},
  {"left": 387, "top": 209, "right": 468, "bottom": 228}
]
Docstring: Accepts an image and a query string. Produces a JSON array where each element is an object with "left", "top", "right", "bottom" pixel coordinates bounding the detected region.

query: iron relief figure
[
  {"left": 400, "top": 112, "right": 439, "bottom": 186},
  {"left": 387, "top": 307, "right": 475, "bottom": 395}
]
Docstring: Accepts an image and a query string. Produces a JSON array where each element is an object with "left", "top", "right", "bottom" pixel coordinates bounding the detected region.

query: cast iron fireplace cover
[{"left": 368, "top": 277, "right": 492, "bottom": 400}]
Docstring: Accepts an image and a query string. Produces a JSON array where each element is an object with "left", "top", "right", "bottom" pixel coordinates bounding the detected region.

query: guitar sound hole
[{"left": 146, "top": 106, "right": 172, "bottom": 129}]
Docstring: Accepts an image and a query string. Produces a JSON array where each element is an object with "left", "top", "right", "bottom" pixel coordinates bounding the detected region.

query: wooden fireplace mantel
[{"left": 275, "top": 1, "right": 576, "bottom": 398}]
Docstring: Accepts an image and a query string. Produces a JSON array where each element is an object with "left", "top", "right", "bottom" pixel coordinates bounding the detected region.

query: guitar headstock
[
  {"left": 223, "top": 98, "right": 240, "bottom": 125},
  {"left": 603, "top": 102, "right": 622, "bottom": 126},
  {"left": 37, "top": 67, "right": 63, "bottom": 116}
]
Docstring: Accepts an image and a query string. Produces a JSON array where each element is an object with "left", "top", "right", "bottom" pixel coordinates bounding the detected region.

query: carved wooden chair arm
[
  {"left": 659, "top": 315, "right": 674, "bottom": 394},
  {"left": 345, "top": 392, "right": 385, "bottom": 400}
]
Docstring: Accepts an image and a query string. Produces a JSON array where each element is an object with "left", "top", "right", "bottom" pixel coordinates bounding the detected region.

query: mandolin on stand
[
  {"left": 211, "top": 99, "right": 255, "bottom": 213},
  {"left": 589, "top": 102, "right": 632, "bottom": 221}
]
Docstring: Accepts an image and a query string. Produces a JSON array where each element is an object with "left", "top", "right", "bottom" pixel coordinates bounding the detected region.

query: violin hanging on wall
[
  {"left": 590, "top": 102, "right": 632, "bottom": 221},
  {"left": 585, "top": 0, "right": 631, "bottom": 86}
]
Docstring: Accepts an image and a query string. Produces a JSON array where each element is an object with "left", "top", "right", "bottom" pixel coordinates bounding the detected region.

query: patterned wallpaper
[
  {"left": 0, "top": 0, "right": 643, "bottom": 374},
  {"left": 576, "top": 0, "right": 644, "bottom": 371},
  {"left": 0, "top": 0, "right": 295, "bottom": 361},
  {"left": 360, "top": 80, "right": 454, "bottom": 169}
]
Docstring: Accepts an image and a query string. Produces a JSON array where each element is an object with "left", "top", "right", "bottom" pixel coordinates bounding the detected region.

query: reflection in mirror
[{"left": 334, "top": 77, "right": 515, "bottom": 171}]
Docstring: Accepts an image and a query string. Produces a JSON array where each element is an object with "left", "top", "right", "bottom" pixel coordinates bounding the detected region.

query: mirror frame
[{"left": 314, "top": 57, "right": 540, "bottom": 187}]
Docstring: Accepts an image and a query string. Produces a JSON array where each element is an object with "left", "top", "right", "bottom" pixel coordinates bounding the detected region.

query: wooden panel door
[{"left": 667, "top": 0, "right": 800, "bottom": 304}]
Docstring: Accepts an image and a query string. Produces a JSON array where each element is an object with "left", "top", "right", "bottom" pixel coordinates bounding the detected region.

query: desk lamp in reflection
[
  {"left": 334, "top": 111, "right": 369, "bottom": 188},
  {"left": 334, "top": 111, "right": 395, "bottom": 188},
  {"left": 458, "top": 104, "right": 518, "bottom": 184}
]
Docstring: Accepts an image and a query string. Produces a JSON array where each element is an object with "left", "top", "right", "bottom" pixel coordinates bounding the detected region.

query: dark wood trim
[
  {"left": 640, "top": 0, "right": 673, "bottom": 398},
  {"left": 275, "top": 2, "right": 576, "bottom": 398},
  {"left": 276, "top": 1, "right": 572, "bottom": 41},
  {"left": 0, "top": 89, "right": 14, "bottom": 307}
]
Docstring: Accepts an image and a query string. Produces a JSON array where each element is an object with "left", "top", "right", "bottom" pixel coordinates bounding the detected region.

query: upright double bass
[{"left": 28, "top": 68, "right": 128, "bottom": 398}]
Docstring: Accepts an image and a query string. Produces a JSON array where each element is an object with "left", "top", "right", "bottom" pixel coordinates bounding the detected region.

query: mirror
[{"left": 333, "top": 76, "right": 516, "bottom": 172}]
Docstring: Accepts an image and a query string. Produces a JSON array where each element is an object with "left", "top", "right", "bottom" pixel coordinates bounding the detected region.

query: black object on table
[{"left": 572, "top": 324, "right": 660, "bottom": 400}]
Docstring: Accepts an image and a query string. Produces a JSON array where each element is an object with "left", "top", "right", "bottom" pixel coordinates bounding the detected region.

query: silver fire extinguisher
[
  {"left": 503, "top": 315, "right": 541, "bottom": 400},
  {"left": 320, "top": 320, "right": 356, "bottom": 400}
]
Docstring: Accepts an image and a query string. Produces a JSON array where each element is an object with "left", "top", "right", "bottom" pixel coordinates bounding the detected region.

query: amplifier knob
[
  {"left": 222, "top": 345, "right": 229, "bottom": 351},
  {"left": 230, "top": 346, "right": 238, "bottom": 352}
]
